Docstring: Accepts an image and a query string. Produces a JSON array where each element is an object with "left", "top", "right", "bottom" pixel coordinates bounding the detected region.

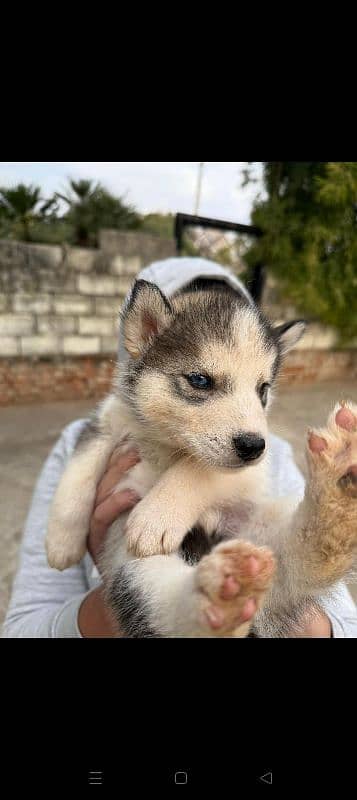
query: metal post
[
  {"left": 249, "top": 263, "right": 266, "bottom": 305},
  {"left": 194, "top": 162, "right": 205, "bottom": 215}
]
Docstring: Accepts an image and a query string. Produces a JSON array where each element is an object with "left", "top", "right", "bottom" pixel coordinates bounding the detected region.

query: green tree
[
  {"left": 57, "top": 179, "right": 141, "bottom": 247},
  {"left": 0, "top": 183, "right": 56, "bottom": 242},
  {"left": 244, "top": 162, "right": 357, "bottom": 342}
]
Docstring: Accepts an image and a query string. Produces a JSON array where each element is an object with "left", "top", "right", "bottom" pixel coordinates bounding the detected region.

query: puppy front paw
[
  {"left": 46, "top": 496, "right": 92, "bottom": 571},
  {"left": 126, "top": 500, "right": 187, "bottom": 557},
  {"left": 46, "top": 530, "right": 87, "bottom": 571}
]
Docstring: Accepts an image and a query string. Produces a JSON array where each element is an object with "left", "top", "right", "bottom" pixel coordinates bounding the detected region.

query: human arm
[
  {"left": 2, "top": 421, "right": 91, "bottom": 638},
  {"left": 1, "top": 425, "right": 140, "bottom": 639}
]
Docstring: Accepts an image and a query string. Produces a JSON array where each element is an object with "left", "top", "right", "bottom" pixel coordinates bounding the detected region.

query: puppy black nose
[{"left": 233, "top": 434, "right": 266, "bottom": 462}]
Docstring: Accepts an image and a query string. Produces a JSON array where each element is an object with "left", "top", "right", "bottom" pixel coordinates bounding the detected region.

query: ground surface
[{"left": 1, "top": 380, "right": 356, "bottom": 631}]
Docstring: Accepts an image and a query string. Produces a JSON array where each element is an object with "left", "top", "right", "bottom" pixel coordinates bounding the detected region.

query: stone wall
[{"left": 0, "top": 231, "right": 175, "bottom": 359}]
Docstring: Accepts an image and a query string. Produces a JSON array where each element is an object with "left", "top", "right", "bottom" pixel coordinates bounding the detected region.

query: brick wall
[
  {"left": 1, "top": 349, "right": 356, "bottom": 407},
  {"left": 0, "top": 356, "right": 114, "bottom": 405}
]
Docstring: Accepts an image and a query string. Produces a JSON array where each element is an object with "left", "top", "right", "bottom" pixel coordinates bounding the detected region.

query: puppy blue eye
[
  {"left": 259, "top": 383, "right": 271, "bottom": 406},
  {"left": 186, "top": 374, "right": 213, "bottom": 390}
]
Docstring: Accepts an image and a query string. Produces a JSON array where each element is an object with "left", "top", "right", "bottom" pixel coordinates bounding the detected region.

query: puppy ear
[
  {"left": 122, "top": 280, "right": 173, "bottom": 358},
  {"left": 274, "top": 320, "right": 307, "bottom": 355}
]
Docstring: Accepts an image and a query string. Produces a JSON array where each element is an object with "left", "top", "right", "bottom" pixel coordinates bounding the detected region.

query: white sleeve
[
  {"left": 270, "top": 434, "right": 357, "bottom": 638},
  {"left": 320, "top": 585, "right": 357, "bottom": 639},
  {"left": 1, "top": 421, "right": 90, "bottom": 638}
]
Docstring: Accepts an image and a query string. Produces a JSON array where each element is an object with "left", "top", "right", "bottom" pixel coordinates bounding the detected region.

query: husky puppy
[{"left": 46, "top": 278, "right": 357, "bottom": 637}]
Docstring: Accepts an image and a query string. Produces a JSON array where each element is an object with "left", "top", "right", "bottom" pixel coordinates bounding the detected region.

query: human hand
[
  {"left": 87, "top": 447, "right": 141, "bottom": 567},
  {"left": 79, "top": 447, "right": 141, "bottom": 638}
]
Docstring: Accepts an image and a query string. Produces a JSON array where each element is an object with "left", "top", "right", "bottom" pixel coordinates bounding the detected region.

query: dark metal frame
[{"left": 175, "top": 213, "right": 265, "bottom": 304}]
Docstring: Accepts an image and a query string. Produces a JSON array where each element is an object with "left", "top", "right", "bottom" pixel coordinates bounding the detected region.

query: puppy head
[{"left": 121, "top": 280, "right": 305, "bottom": 469}]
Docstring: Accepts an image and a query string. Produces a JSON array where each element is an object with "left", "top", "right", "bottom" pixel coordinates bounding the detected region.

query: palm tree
[
  {"left": 0, "top": 184, "right": 58, "bottom": 242},
  {"left": 57, "top": 179, "right": 141, "bottom": 247},
  {"left": 0, "top": 184, "right": 44, "bottom": 241},
  {"left": 56, "top": 180, "right": 98, "bottom": 247}
]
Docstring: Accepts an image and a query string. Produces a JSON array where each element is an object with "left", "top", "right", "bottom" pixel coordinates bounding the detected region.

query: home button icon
[{"left": 175, "top": 772, "right": 188, "bottom": 785}]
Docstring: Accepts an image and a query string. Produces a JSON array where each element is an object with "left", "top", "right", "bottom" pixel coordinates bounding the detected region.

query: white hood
[{"left": 137, "top": 257, "right": 254, "bottom": 306}]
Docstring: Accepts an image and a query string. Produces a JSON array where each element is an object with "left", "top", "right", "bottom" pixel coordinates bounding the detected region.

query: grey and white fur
[{"left": 46, "top": 275, "right": 357, "bottom": 638}]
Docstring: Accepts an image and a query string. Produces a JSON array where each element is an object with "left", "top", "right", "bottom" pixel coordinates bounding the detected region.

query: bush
[{"left": 141, "top": 213, "right": 175, "bottom": 239}]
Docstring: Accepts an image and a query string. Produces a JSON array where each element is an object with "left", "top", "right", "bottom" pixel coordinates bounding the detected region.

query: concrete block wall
[
  {"left": 0, "top": 231, "right": 175, "bottom": 359},
  {"left": 260, "top": 275, "right": 349, "bottom": 351}
]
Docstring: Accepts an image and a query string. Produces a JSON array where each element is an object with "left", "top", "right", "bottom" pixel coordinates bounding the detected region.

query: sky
[{"left": 0, "top": 162, "right": 264, "bottom": 224}]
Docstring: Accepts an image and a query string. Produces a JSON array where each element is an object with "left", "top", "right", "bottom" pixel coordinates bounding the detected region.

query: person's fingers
[
  {"left": 95, "top": 466, "right": 122, "bottom": 507},
  {"left": 95, "top": 451, "right": 141, "bottom": 507},
  {"left": 90, "top": 518, "right": 109, "bottom": 543},
  {"left": 108, "top": 446, "right": 127, "bottom": 468},
  {"left": 89, "top": 490, "right": 140, "bottom": 561},
  {"left": 96, "top": 461, "right": 136, "bottom": 507},
  {"left": 93, "top": 489, "right": 140, "bottom": 529},
  {"left": 109, "top": 447, "right": 140, "bottom": 469}
]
